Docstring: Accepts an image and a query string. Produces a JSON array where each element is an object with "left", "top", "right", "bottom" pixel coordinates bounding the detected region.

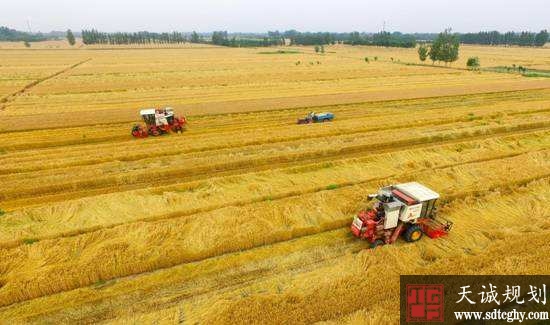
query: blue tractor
[{"left": 297, "top": 112, "right": 335, "bottom": 124}]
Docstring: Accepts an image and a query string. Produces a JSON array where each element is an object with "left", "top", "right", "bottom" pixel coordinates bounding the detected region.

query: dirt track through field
[{"left": 0, "top": 58, "right": 92, "bottom": 110}]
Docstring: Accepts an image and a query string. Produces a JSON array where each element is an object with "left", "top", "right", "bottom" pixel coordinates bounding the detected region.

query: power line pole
[{"left": 26, "top": 17, "right": 32, "bottom": 34}]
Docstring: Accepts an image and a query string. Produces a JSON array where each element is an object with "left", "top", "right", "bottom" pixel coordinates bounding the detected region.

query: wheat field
[{"left": 0, "top": 43, "right": 549, "bottom": 324}]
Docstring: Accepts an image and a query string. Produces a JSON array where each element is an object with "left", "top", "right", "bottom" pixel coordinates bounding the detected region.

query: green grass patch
[
  {"left": 523, "top": 71, "right": 550, "bottom": 78},
  {"left": 483, "top": 66, "right": 550, "bottom": 78},
  {"left": 22, "top": 238, "right": 39, "bottom": 245},
  {"left": 258, "top": 50, "right": 301, "bottom": 55},
  {"left": 326, "top": 184, "right": 339, "bottom": 190},
  {"left": 0, "top": 209, "right": 4, "bottom": 216}
]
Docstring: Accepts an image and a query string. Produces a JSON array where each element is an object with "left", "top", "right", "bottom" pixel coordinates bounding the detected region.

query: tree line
[
  {"left": 81, "top": 29, "right": 189, "bottom": 45},
  {"left": 80, "top": 29, "right": 417, "bottom": 48},
  {"left": 281, "top": 30, "right": 416, "bottom": 47},
  {"left": 81, "top": 29, "right": 284, "bottom": 47},
  {"left": 0, "top": 26, "right": 47, "bottom": 42},
  {"left": 347, "top": 31, "right": 416, "bottom": 47},
  {"left": 2, "top": 25, "right": 548, "bottom": 48},
  {"left": 210, "top": 31, "right": 284, "bottom": 47},
  {"left": 459, "top": 30, "right": 548, "bottom": 47}
]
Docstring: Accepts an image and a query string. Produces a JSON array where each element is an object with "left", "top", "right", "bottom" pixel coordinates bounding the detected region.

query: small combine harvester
[
  {"left": 131, "top": 107, "right": 187, "bottom": 138},
  {"left": 297, "top": 111, "right": 335, "bottom": 124},
  {"left": 351, "top": 182, "right": 452, "bottom": 248}
]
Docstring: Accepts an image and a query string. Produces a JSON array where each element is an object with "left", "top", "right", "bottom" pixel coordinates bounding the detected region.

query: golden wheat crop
[{"left": 0, "top": 43, "right": 549, "bottom": 324}]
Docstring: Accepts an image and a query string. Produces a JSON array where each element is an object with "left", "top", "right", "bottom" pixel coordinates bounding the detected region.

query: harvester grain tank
[
  {"left": 131, "top": 107, "right": 187, "bottom": 138},
  {"left": 350, "top": 182, "right": 452, "bottom": 248}
]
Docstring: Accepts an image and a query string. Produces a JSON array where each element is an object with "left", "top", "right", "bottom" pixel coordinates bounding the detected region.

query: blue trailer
[{"left": 297, "top": 112, "right": 335, "bottom": 124}]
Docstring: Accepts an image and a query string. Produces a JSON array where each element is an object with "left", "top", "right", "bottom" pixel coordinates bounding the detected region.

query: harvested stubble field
[{"left": 0, "top": 43, "right": 549, "bottom": 324}]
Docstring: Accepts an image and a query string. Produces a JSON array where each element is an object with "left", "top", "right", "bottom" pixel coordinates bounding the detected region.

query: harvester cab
[
  {"left": 164, "top": 107, "right": 175, "bottom": 124},
  {"left": 351, "top": 182, "right": 452, "bottom": 248},
  {"left": 140, "top": 108, "right": 158, "bottom": 126},
  {"left": 132, "top": 107, "right": 187, "bottom": 138}
]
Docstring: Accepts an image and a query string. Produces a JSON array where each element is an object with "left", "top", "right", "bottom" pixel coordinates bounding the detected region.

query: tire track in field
[
  {"left": 0, "top": 58, "right": 92, "bottom": 110},
  {"left": 2, "top": 145, "right": 547, "bottom": 250},
  {"left": 47, "top": 233, "right": 365, "bottom": 324},
  {"left": 0, "top": 230, "right": 362, "bottom": 322},
  {"left": 1, "top": 120, "right": 549, "bottom": 207}
]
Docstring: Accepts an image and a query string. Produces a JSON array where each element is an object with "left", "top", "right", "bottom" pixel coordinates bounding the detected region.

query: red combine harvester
[
  {"left": 131, "top": 107, "right": 187, "bottom": 138},
  {"left": 351, "top": 182, "right": 452, "bottom": 248}
]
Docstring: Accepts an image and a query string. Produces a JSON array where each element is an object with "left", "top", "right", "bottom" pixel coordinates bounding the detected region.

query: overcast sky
[{"left": 3, "top": 0, "right": 549, "bottom": 33}]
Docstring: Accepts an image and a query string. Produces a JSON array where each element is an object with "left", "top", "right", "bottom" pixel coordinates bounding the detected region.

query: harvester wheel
[
  {"left": 323, "top": 118, "right": 330, "bottom": 122},
  {"left": 370, "top": 239, "right": 385, "bottom": 249},
  {"left": 403, "top": 225, "right": 423, "bottom": 242}
]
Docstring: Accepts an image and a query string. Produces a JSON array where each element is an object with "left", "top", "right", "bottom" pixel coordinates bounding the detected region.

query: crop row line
[
  {"left": 2, "top": 119, "right": 548, "bottom": 208},
  {"left": 3, "top": 103, "right": 549, "bottom": 172},
  {"left": 2, "top": 174, "right": 546, "bottom": 309},
  {"left": 2, "top": 144, "right": 546, "bottom": 250}
]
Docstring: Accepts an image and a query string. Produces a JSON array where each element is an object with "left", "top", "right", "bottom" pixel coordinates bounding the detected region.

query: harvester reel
[{"left": 131, "top": 125, "right": 148, "bottom": 138}]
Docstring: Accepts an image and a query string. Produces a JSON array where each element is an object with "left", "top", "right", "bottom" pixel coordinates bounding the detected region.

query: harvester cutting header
[
  {"left": 132, "top": 107, "right": 187, "bottom": 138},
  {"left": 351, "top": 182, "right": 452, "bottom": 248}
]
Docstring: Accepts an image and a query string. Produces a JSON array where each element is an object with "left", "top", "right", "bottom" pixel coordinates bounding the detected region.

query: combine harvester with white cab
[
  {"left": 131, "top": 107, "right": 187, "bottom": 138},
  {"left": 351, "top": 182, "right": 452, "bottom": 248}
]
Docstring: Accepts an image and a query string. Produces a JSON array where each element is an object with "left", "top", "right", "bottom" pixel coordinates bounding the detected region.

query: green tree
[
  {"left": 23, "top": 40, "right": 30, "bottom": 48},
  {"left": 66, "top": 29, "right": 75, "bottom": 46},
  {"left": 428, "top": 44, "right": 438, "bottom": 64},
  {"left": 314, "top": 45, "right": 320, "bottom": 53},
  {"left": 417, "top": 45, "right": 428, "bottom": 61},
  {"left": 320, "top": 45, "right": 325, "bottom": 53},
  {"left": 466, "top": 57, "right": 480, "bottom": 70},
  {"left": 190, "top": 31, "right": 200, "bottom": 43},
  {"left": 534, "top": 30, "right": 549, "bottom": 47},
  {"left": 430, "top": 28, "right": 459, "bottom": 65}
]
